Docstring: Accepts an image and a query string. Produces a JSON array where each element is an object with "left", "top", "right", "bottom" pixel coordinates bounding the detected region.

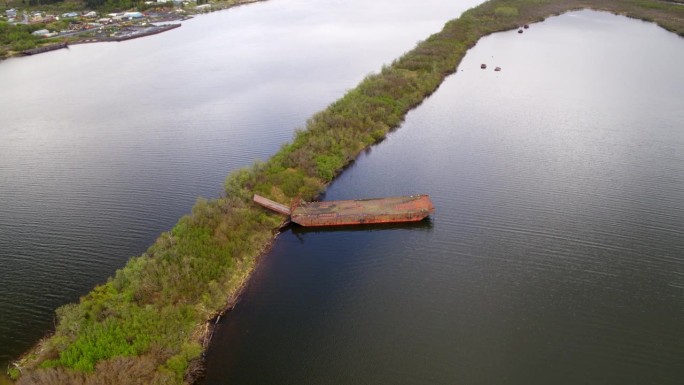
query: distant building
[
  {"left": 83, "top": 11, "right": 98, "bottom": 18},
  {"left": 31, "top": 29, "right": 50, "bottom": 37},
  {"left": 29, "top": 13, "right": 44, "bottom": 24},
  {"left": 123, "top": 12, "right": 144, "bottom": 20},
  {"left": 6, "top": 9, "right": 17, "bottom": 18},
  {"left": 62, "top": 12, "right": 79, "bottom": 18}
]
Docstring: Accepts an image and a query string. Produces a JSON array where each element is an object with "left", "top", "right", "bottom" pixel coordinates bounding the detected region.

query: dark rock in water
[
  {"left": 524, "top": 24, "right": 530, "bottom": 29},
  {"left": 494, "top": 67, "right": 501, "bottom": 71},
  {"left": 518, "top": 29, "right": 523, "bottom": 34},
  {"left": 481, "top": 63, "right": 487, "bottom": 69}
]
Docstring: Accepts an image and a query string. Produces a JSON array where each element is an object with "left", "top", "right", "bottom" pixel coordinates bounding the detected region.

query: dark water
[
  {"left": 203, "top": 10, "right": 684, "bottom": 385},
  {"left": 0, "top": 0, "right": 483, "bottom": 368}
]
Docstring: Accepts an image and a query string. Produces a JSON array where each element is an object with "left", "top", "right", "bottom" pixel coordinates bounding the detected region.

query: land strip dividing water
[{"left": 9, "top": 0, "right": 684, "bottom": 384}]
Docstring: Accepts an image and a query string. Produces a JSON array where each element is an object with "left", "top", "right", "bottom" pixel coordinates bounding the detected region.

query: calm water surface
[
  {"left": 203, "top": 10, "right": 684, "bottom": 384},
  {"left": 0, "top": 0, "right": 483, "bottom": 367}
]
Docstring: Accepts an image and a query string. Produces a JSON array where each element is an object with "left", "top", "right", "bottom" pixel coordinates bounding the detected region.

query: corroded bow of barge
[{"left": 253, "top": 194, "right": 435, "bottom": 227}]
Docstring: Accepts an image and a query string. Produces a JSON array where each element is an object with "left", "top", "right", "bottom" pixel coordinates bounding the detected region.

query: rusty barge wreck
[{"left": 254, "top": 194, "right": 435, "bottom": 227}]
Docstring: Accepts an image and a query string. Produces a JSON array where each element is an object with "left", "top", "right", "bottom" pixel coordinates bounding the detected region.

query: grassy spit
[{"left": 10, "top": 0, "right": 684, "bottom": 384}]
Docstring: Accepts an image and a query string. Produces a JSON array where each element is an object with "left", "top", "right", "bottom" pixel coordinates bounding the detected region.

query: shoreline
[
  {"left": 192, "top": 223, "right": 283, "bottom": 383},
  {"left": 90, "top": 23, "right": 181, "bottom": 43},
  {"left": 0, "top": 0, "right": 266, "bottom": 61},
  {"left": 9, "top": 0, "right": 684, "bottom": 384},
  {"left": 18, "top": 23, "right": 182, "bottom": 56}
]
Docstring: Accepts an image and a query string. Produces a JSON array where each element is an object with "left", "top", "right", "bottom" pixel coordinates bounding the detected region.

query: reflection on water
[
  {"left": 290, "top": 218, "right": 434, "bottom": 237},
  {"left": 203, "top": 10, "right": 684, "bottom": 385}
]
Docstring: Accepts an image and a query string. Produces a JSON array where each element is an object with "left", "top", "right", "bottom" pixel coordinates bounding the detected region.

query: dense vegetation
[
  {"left": 1, "top": 0, "right": 84, "bottom": 58},
  {"left": 1, "top": 0, "right": 259, "bottom": 13},
  {"left": 10, "top": 0, "right": 684, "bottom": 384},
  {"left": 3, "top": 0, "right": 139, "bottom": 12},
  {"left": 2, "top": 0, "right": 83, "bottom": 13},
  {"left": 0, "top": 21, "right": 43, "bottom": 52},
  {"left": 1, "top": 0, "right": 79, "bottom": 57}
]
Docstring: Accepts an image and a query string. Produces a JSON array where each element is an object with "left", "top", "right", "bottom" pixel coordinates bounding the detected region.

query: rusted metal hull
[
  {"left": 291, "top": 195, "right": 434, "bottom": 227},
  {"left": 253, "top": 194, "right": 435, "bottom": 227}
]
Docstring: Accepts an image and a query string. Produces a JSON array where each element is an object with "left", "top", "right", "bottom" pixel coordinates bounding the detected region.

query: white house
[
  {"left": 123, "top": 11, "right": 144, "bottom": 19},
  {"left": 31, "top": 29, "right": 50, "bottom": 37}
]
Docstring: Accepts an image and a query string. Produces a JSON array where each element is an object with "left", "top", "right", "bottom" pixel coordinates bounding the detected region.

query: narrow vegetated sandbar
[{"left": 10, "top": 0, "right": 684, "bottom": 384}]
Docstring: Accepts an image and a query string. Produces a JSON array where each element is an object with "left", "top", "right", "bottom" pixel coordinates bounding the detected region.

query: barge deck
[{"left": 253, "top": 194, "right": 435, "bottom": 227}]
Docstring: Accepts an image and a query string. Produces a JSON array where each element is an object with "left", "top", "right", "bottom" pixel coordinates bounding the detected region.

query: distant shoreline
[
  {"left": 19, "top": 23, "right": 182, "bottom": 56},
  {"left": 81, "top": 23, "right": 181, "bottom": 43},
  {"left": 0, "top": 0, "right": 266, "bottom": 61}
]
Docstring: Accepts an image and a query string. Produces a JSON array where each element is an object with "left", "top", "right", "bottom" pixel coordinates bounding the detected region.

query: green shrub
[
  {"left": 495, "top": 6, "right": 519, "bottom": 17},
  {"left": 163, "top": 343, "right": 202, "bottom": 382},
  {"left": 315, "top": 154, "right": 345, "bottom": 181}
]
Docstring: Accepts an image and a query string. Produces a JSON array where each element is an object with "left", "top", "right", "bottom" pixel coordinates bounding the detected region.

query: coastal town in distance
[{"left": 0, "top": 0, "right": 258, "bottom": 58}]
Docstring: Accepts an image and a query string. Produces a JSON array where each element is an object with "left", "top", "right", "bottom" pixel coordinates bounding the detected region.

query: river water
[
  {"left": 202, "top": 10, "right": 684, "bottom": 385},
  {"left": 0, "top": 0, "right": 484, "bottom": 371}
]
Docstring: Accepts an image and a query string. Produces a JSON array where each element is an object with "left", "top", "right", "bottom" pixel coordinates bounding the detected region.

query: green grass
[
  {"left": 11, "top": 0, "right": 684, "bottom": 384},
  {"left": 495, "top": 6, "right": 520, "bottom": 17}
]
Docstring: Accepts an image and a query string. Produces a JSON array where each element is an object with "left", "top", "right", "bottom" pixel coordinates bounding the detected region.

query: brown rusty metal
[{"left": 291, "top": 195, "right": 435, "bottom": 227}]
